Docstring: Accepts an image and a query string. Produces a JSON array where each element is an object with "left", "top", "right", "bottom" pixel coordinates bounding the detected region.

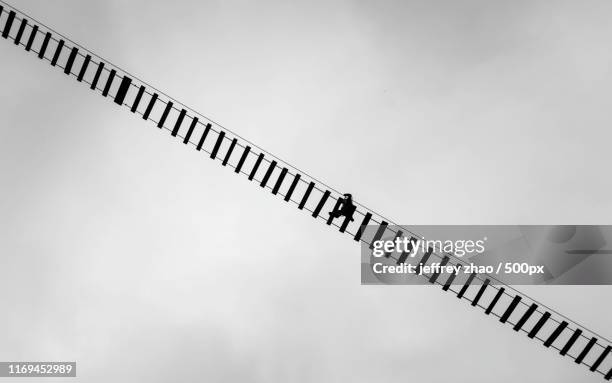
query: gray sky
[{"left": 1, "top": 0, "right": 611, "bottom": 381}]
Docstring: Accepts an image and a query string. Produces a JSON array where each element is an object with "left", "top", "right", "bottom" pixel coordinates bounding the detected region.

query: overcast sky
[{"left": 1, "top": 1, "right": 611, "bottom": 382}]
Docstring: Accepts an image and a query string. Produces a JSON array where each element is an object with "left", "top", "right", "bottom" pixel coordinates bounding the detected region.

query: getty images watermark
[{"left": 361, "top": 225, "right": 612, "bottom": 285}]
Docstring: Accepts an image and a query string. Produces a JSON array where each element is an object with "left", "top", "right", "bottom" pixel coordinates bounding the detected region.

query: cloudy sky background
[{"left": 1, "top": 0, "right": 611, "bottom": 381}]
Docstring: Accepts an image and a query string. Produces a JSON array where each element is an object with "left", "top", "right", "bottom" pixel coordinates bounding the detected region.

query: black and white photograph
[{"left": 1, "top": 1, "right": 611, "bottom": 382}]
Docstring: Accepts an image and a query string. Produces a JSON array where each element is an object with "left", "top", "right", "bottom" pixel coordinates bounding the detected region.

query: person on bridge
[{"left": 329, "top": 193, "right": 356, "bottom": 222}]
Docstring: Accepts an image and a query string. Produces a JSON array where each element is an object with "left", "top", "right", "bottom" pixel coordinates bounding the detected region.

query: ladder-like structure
[{"left": 1, "top": 3, "right": 610, "bottom": 380}]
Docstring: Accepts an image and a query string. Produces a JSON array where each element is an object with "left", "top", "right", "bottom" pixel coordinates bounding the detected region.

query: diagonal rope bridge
[{"left": 1, "top": 2, "right": 610, "bottom": 380}]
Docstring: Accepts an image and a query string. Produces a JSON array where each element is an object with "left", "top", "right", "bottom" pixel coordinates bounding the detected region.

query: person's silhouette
[{"left": 329, "top": 193, "right": 356, "bottom": 221}]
